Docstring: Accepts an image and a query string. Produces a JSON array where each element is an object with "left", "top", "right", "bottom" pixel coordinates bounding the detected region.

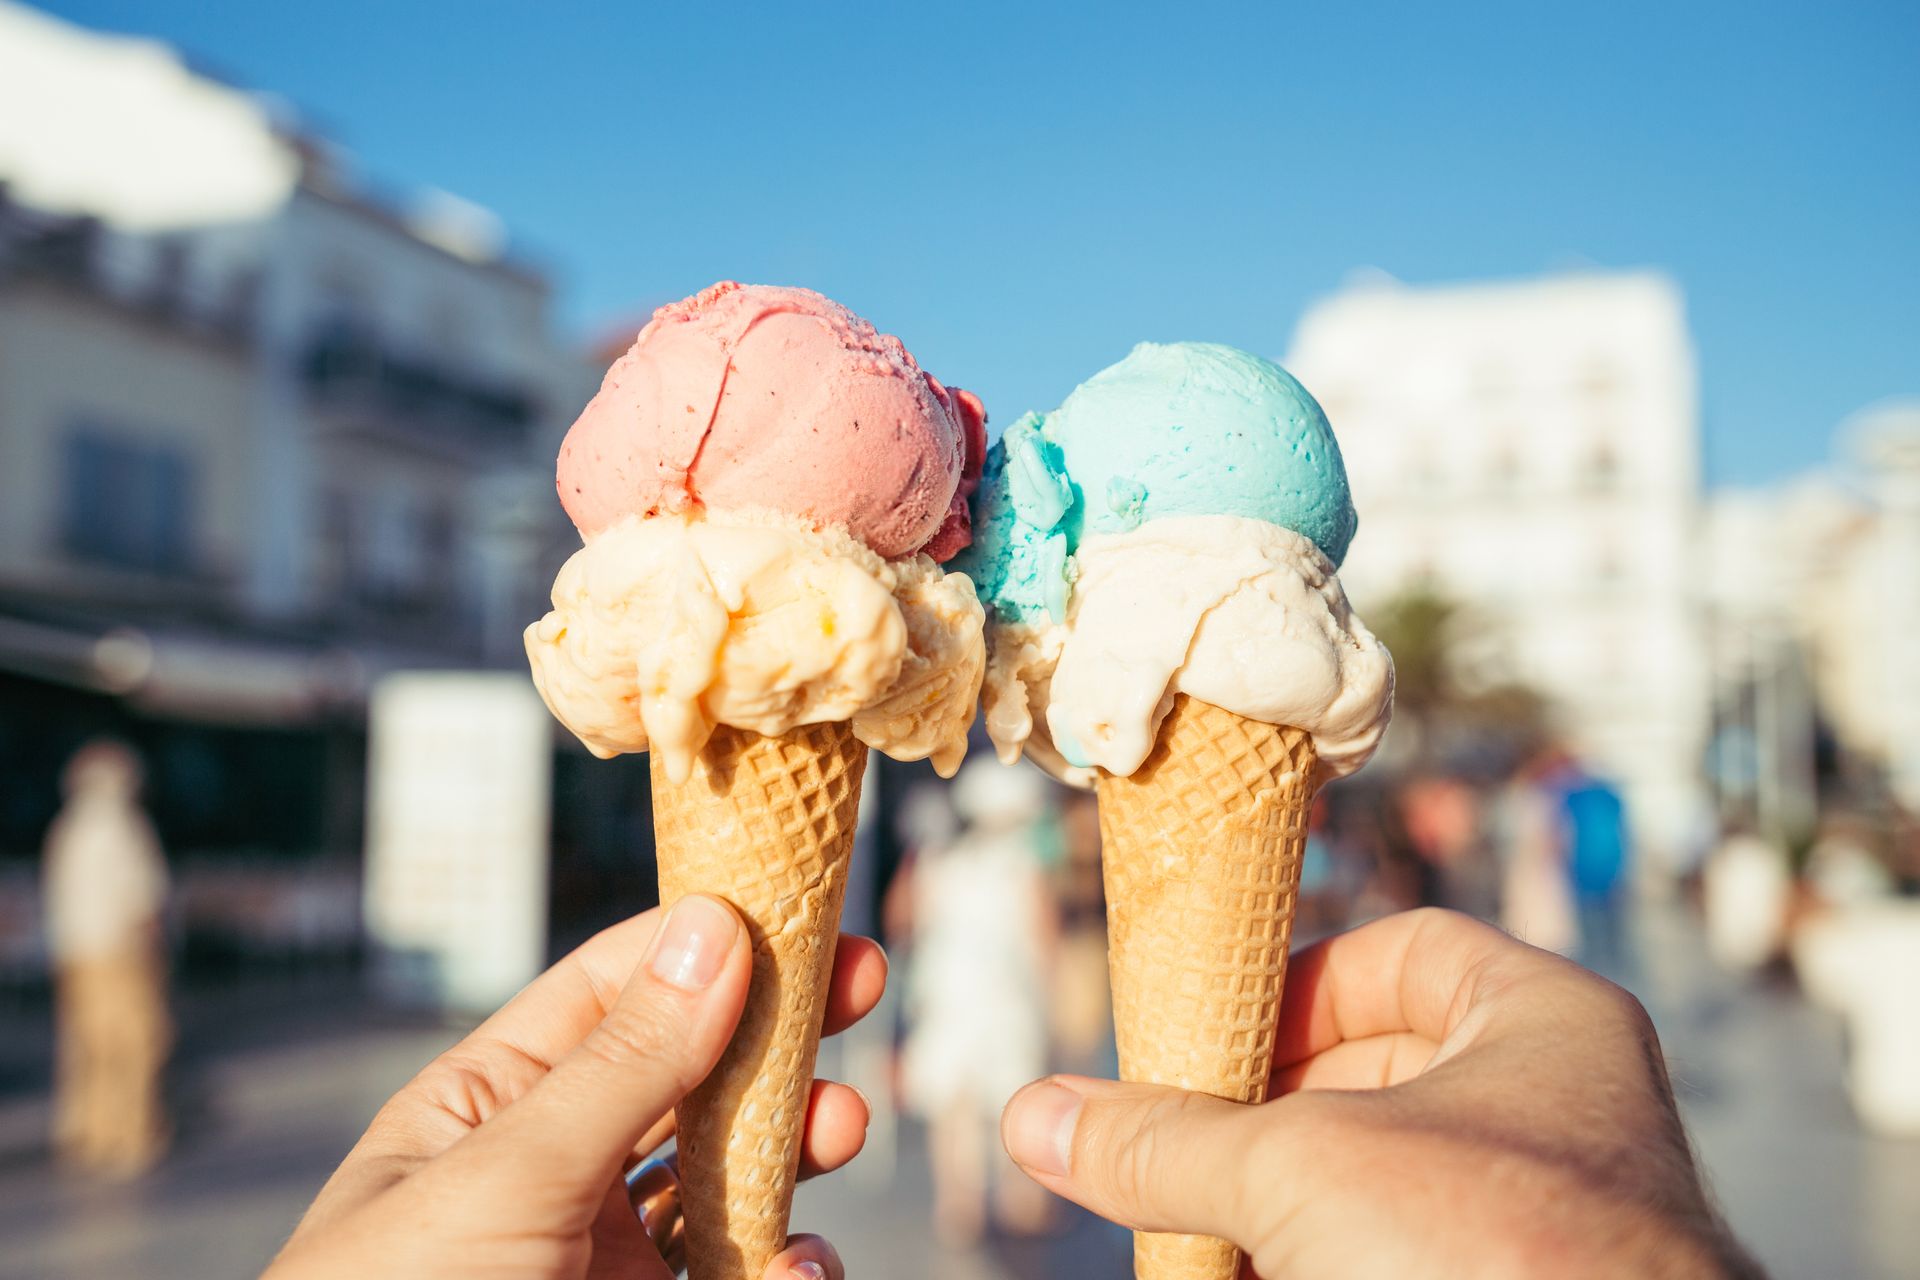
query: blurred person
[
  {"left": 263, "top": 896, "right": 881, "bottom": 1279},
  {"left": 1049, "top": 788, "right": 1111, "bottom": 1074},
  {"left": 1000, "top": 908, "right": 1763, "bottom": 1279},
  {"left": 1892, "top": 808, "right": 1920, "bottom": 893},
  {"left": 1702, "top": 823, "right": 1791, "bottom": 972},
  {"left": 886, "top": 778, "right": 962, "bottom": 945},
  {"left": 1561, "top": 768, "right": 1632, "bottom": 977},
  {"left": 1792, "top": 894, "right": 1920, "bottom": 1136},
  {"left": 1490, "top": 745, "right": 1577, "bottom": 954},
  {"left": 897, "top": 760, "right": 1057, "bottom": 1246},
  {"left": 1399, "top": 774, "right": 1496, "bottom": 918},
  {"left": 1344, "top": 784, "right": 1432, "bottom": 920},
  {"left": 42, "top": 738, "right": 173, "bottom": 1178},
  {"left": 1803, "top": 819, "right": 1894, "bottom": 909}
]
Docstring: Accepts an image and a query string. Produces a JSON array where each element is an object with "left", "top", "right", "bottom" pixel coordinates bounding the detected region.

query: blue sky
[{"left": 38, "top": 0, "right": 1920, "bottom": 486}]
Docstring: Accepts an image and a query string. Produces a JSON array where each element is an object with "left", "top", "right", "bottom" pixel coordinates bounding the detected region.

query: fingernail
[
  {"left": 1004, "top": 1081, "right": 1082, "bottom": 1178},
  {"left": 789, "top": 1262, "right": 827, "bottom": 1280},
  {"left": 647, "top": 895, "right": 737, "bottom": 990}
]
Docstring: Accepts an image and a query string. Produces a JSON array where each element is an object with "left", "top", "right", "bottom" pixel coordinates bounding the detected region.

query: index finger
[
  {"left": 1271, "top": 907, "right": 1562, "bottom": 1071},
  {"left": 465, "top": 920, "right": 888, "bottom": 1074},
  {"left": 388, "top": 918, "right": 885, "bottom": 1148}
]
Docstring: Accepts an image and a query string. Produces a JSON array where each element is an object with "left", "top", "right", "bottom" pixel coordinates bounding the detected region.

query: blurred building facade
[
  {"left": 1288, "top": 271, "right": 1707, "bottom": 865},
  {"left": 1704, "top": 401, "right": 1920, "bottom": 824},
  {"left": 0, "top": 2, "right": 591, "bottom": 959},
  {"left": 1856, "top": 404, "right": 1920, "bottom": 815}
]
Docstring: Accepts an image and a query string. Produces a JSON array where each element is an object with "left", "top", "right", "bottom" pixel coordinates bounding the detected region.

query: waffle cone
[
  {"left": 651, "top": 719, "right": 868, "bottom": 1280},
  {"left": 1096, "top": 694, "right": 1317, "bottom": 1280}
]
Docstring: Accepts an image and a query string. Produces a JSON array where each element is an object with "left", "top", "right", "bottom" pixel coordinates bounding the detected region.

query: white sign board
[{"left": 365, "top": 672, "right": 550, "bottom": 1012}]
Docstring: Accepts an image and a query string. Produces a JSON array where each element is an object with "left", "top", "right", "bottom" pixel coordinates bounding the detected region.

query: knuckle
[
  {"left": 1564, "top": 963, "right": 1653, "bottom": 1030},
  {"left": 1236, "top": 1094, "right": 1359, "bottom": 1252},
  {"left": 402, "top": 1046, "right": 521, "bottom": 1128},
  {"left": 1118, "top": 1111, "right": 1164, "bottom": 1204},
  {"left": 1405, "top": 905, "right": 1473, "bottom": 935},
  {"left": 1597, "top": 979, "right": 1660, "bottom": 1044},
  {"left": 1104, "top": 1091, "right": 1198, "bottom": 1217},
  {"left": 582, "top": 998, "right": 692, "bottom": 1078}
]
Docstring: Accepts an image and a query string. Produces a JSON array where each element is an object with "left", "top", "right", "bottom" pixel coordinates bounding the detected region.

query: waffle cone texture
[
  {"left": 1096, "top": 694, "right": 1317, "bottom": 1280},
  {"left": 651, "top": 719, "right": 867, "bottom": 1280}
]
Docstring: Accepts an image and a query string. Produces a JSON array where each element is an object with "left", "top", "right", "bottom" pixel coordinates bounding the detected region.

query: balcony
[{"left": 300, "top": 326, "right": 538, "bottom": 458}]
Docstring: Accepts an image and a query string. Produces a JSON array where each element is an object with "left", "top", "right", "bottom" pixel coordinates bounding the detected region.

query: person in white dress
[
  {"left": 42, "top": 739, "right": 173, "bottom": 1177},
  {"left": 898, "top": 760, "right": 1058, "bottom": 1245}
]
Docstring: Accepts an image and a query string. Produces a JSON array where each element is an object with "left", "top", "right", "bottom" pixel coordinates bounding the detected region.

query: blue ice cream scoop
[{"left": 956, "top": 341, "right": 1356, "bottom": 625}]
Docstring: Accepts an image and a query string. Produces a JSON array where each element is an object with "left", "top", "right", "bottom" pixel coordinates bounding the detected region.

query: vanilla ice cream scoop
[{"left": 527, "top": 510, "right": 982, "bottom": 782}]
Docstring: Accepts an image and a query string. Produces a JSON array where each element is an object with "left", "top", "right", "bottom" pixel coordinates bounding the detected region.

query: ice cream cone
[
  {"left": 1096, "top": 693, "right": 1317, "bottom": 1280},
  {"left": 651, "top": 718, "right": 868, "bottom": 1280}
]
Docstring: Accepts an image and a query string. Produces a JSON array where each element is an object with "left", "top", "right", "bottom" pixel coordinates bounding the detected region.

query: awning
[{"left": 0, "top": 614, "right": 366, "bottom": 725}]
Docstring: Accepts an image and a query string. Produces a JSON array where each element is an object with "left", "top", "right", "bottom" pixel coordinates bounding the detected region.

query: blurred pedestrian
[
  {"left": 1345, "top": 783, "right": 1432, "bottom": 919},
  {"left": 898, "top": 761, "right": 1057, "bottom": 1246},
  {"left": 886, "top": 779, "right": 962, "bottom": 946},
  {"left": 1490, "top": 745, "right": 1576, "bottom": 954},
  {"left": 42, "top": 738, "right": 173, "bottom": 1178},
  {"left": 1702, "top": 823, "right": 1790, "bottom": 972},
  {"left": 1561, "top": 769, "right": 1631, "bottom": 977},
  {"left": 1399, "top": 774, "right": 1496, "bottom": 918}
]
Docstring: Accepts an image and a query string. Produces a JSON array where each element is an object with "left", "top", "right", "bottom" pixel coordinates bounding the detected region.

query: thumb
[
  {"left": 1001, "top": 1075, "right": 1282, "bottom": 1246},
  {"left": 445, "top": 894, "right": 752, "bottom": 1210}
]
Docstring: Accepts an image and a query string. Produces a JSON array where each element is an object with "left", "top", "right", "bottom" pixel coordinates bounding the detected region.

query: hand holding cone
[
  {"left": 962, "top": 343, "right": 1393, "bottom": 1279},
  {"left": 526, "top": 283, "right": 988, "bottom": 1277}
]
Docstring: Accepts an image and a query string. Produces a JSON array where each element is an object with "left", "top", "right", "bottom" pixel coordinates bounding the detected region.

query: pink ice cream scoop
[{"left": 558, "top": 281, "right": 988, "bottom": 561}]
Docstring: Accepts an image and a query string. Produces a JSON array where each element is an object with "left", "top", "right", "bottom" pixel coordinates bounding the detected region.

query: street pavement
[
  {"left": 1629, "top": 906, "right": 1920, "bottom": 1280},
  {"left": 0, "top": 907, "right": 1914, "bottom": 1280}
]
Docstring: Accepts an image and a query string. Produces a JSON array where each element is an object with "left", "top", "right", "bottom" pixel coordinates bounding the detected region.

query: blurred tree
[
  {"left": 1371, "top": 589, "right": 1453, "bottom": 723},
  {"left": 1369, "top": 587, "right": 1549, "bottom": 775}
]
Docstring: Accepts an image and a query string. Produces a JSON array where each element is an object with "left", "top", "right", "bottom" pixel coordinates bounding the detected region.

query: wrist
[
  {"left": 1240, "top": 1121, "right": 1752, "bottom": 1280},
  {"left": 1484, "top": 1153, "right": 1756, "bottom": 1280}
]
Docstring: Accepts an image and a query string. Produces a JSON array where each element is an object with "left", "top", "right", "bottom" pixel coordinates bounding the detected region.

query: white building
[
  {"left": 1700, "top": 401, "right": 1920, "bottom": 823},
  {"left": 1287, "top": 271, "right": 1707, "bottom": 863},
  {"left": 1827, "top": 404, "right": 1920, "bottom": 817},
  {"left": 0, "top": 0, "right": 587, "bottom": 715},
  {"left": 1702, "top": 479, "right": 1868, "bottom": 838},
  {"left": 1855, "top": 402, "right": 1920, "bottom": 812}
]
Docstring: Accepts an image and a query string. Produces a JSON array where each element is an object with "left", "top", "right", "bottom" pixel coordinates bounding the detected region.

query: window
[
  {"left": 1586, "top": 443, "right": 1620, "bottom": 492},
  {"left": 421, "top": 500, "right": 457, "bottom": 579},
  {"left": 425, "top": 296, "right": 476, "bottom": 363},
  {"left": 317, "top": 485, "right": 355, "bottom": 595},
  {"left": 61, "top": 428, "right": 196, "bottom": 574},
  {"left": 360, "top": 485, "right": 424, "bottom": 601},
  {"left": 315, "top": 261, "right": 378, "bottom": 341}
]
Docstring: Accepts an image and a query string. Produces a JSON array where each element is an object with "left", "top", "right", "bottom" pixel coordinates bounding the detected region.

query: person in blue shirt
[{"left": 1560, "top": 770, "right": 1632, "bottom": 978}]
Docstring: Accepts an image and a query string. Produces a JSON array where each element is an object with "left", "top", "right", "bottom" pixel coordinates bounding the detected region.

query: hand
[
  {"left": 265, "top": 895, "right": 886, "bottom": 1280},
  {"left": 1001, "top": 908, "right": 1762, "bottom": 1280}
]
